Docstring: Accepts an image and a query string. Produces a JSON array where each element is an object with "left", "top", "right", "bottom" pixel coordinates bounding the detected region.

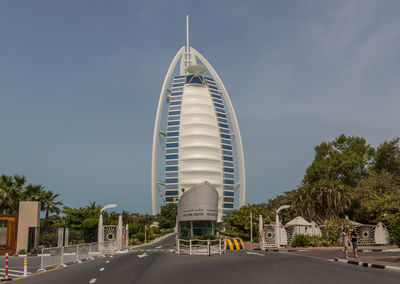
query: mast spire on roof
[{"left": 185, "top": 14, "right": 192, "bottom": 72}]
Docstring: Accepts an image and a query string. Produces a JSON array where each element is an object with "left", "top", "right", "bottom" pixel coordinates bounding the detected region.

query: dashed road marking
[
  {"left": 246, "top": 252, "right": 265, "bottom": 257},
  {"left": 89, "top": 279, "right": 97, "bottom": 283},
  {"left": 138, "top": 253, "right": 148, "bottom": 258},
  {"left": 156, "top": 245, "right": 162, "bottom": 249},
  {"left": 105, "top": 260, "right": 110, "bottom": 264},
  {"left": 99, "top": 267, "right": 105, "bottom": 271}
]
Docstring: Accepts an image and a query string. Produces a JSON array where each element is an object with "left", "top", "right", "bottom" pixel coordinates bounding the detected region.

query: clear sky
[{"left": 1, "top": 0, "right": 399, "bottom": 214}]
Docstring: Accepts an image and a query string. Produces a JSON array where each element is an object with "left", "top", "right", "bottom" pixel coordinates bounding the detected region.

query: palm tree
[
  {"left": 22, "top": 184, "right": 46, "bottom": 202},
  {"left": 0, "top": 175, "right": 24, "bottom": 214},
  {"left": 41, "top": 190, "right": 63, "bottom": 229}
]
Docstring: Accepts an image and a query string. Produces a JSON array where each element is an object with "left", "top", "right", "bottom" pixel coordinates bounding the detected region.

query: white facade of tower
[
  {"left": 151, "top": 17, "right": 245, "bottom": 221},
  {"left": 179, "top": 84, "right": 224, "bottom": 217}
]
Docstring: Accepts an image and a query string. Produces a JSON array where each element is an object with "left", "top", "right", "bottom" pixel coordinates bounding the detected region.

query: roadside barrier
[
  {"left": 177, "top": 239, "right": 223, "bottom": 255},
  {"left": 5, "top": 253, "right": 9, "bottom": 280},
  {"left": 77, "top": 244, "right": 91, "bottom": 262},
  {"left": 39, "top": 247, "right": 63, "bottom": 271},
  {"left": 38, "top": 240, "right": 118, "bottom": 271},
  {"left": 62, "top": 245, "right": 78, "bottom": 264},
  {"left": 24, "top": 256, "right": 27, "bottom": 277},
  {"left": 224, "top": 238, "right": 244, "bottom": 250}
]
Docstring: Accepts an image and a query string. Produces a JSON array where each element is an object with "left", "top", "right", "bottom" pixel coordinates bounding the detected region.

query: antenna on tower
[
  {"left": 186, "top": 14, "right": 190, "bottom": 55},
  {"left": 184, "top": 14, "right": 192, "bottom": 71}
]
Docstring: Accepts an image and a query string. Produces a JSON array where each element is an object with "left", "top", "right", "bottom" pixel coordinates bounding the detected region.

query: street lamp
[
  {"left": 275, "top": 205, "right": 290, "bottom": 248},
  {"left": 98, "top": 204, "right": 118, "bottom": 243}
]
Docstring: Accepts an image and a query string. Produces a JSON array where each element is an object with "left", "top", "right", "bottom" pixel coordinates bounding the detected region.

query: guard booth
[
  {"left": 0, "top": 201, "right": 40, "bottom": 255},
  {"left": 177, "top": 181, "right": 218, "bottom": 239},
  {"left": 0, "top": 214, "right": 18, "bottom": 255}
]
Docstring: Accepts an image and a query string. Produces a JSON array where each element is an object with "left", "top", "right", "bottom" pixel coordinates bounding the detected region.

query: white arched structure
[{"left": 151, "top": 45, "right": 246, "bottom": 215}]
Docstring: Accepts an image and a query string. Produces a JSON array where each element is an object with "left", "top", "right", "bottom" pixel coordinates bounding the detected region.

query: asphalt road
[{"left": 15, "top": 235, "right": 400, "bottom": 284}]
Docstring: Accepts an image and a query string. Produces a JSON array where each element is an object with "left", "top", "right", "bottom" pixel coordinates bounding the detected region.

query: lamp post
[
  {"left": 275, "top": 205, "right": 290, "bottom": 248},
  {"left": 250, "top": 211, "right": 253, "bottom": 243},
  {"left": 98, "top": 204, "right": 118, "bottom": 243}
]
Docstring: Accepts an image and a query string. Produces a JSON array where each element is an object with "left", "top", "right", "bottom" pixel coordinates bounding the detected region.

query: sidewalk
[{"left": 287, "top": 246, "right": 400, "bottom": 268}]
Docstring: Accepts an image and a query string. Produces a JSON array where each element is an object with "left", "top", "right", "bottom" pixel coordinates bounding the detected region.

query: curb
[
  {"left": 128, "top": 233, "right": 175, "bottom": 250},
  {"left": 335, "top": 258, "right": 400, "bottom": 272}
]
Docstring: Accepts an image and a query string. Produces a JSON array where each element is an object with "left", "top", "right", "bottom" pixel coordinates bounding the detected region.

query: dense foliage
[
  {"left": 223, "top": 135, "right": 400, "bottom": 246},
  {"left": 222, "top": 204, "right": 272, "bottom": 241},
  {"left": 157, "top": 203, "right": 177, "bottom": 229},
  {"left": 0, "top": 175, "right": 62, "bottom": 228},
  {"left": 262, "top": 135, "right": 400, "bottom": 245}
]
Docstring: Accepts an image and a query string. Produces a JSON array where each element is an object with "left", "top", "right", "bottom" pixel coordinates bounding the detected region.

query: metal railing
[
  {"left": 38, "top": 240, "right": 118, "bottom": 271},
  {"left": 177, "top": 239, "right": 223, "bottom": 255}
]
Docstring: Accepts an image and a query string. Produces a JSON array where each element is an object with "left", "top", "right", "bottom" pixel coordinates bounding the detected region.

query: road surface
[{"left": 15, "top": 235, "right": 400, "bottom": 283}]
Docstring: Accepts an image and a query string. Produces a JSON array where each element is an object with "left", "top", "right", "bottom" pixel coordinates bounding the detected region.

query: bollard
[
  {"left": 37, "top": 248, "right": 45, "bottom": 272},
  {"left": 5, "top": 253, "right": 9, "bottom": 279},
  {"left": 189, "top": 240, "right": 192, "bottom": 255},
  {"left": 76, "top": 245, "right": 81, "bottom": 263},
  {"left": 89, "top": 243, "right": 94, "bottom": 260},
  {"left": 24, "top": 256, "right": 28, "bottom": 277},
  {"left": 177, "top": 239, "right": 180, "bottom": 254},
  {"left": 207, "top": 240, "right": 210, "bottom": 256},
  {"left": 219, "top": 239, "right": 222, "bottom": 255}
]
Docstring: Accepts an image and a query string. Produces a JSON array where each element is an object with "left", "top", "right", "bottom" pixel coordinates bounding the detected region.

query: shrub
[
  {"left": 385, "top": 213, "right": 400, "bottom": 246},
  {"left": 325, "top": 218, "right": 353, "bottom": 246},
  {"left": 290, "top": 234, "right": 311, "bottom": 247}
]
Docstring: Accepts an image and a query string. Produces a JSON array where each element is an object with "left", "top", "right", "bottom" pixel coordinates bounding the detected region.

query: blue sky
[{"left": 1, "top": 0, "right": 399, "bottom": 214}]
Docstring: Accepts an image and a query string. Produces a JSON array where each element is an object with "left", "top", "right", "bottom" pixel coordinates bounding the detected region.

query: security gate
[{"left": 0, "top": 214, "right": 18, "bottom": 255}]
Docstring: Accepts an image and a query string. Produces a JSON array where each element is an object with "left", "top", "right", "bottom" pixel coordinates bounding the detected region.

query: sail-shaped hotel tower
[{"left": 151, "top": 16, "right": 245, "bottom": 221}]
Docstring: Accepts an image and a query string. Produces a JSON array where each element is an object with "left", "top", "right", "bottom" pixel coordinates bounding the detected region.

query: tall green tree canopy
[
  {"left": 373, "top": 138, "right": 400, "bottom": 177},
  {"left": 303, "top": 134, "right": 375, "bottom": 187},
  {"left": 157, "top": 203, "right": 177, "bottom": 229}
]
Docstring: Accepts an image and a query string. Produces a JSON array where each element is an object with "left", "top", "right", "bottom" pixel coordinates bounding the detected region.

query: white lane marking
[
  {"left": 156, "top": 246, "right": 162, "bottom": 249},
  {"left": 99, "top": 267, "right": 105, "bottom": 271},
  {"left": 247, "top": 252, "right": 265, "bottom": 257},
  {"left": 105, "top": 260, "right": 110, "bottom": 263},
  {"left": 169, "top": 249, "right": 174, "bottom": 252},
  {"left": 0, "top": 268, "right": 31, "bottom": 275},
  {"left": 138, "top": 253, "right": 148, "bottom": 258},
  {"left": 110, "top": 255, "right": 113, "bottom": 258},
  {"left": 0, "top": 272, "right": 26, "bottom": 277},
  {"left": 89, "top": 279, "right": 97, "bottom": 283}
]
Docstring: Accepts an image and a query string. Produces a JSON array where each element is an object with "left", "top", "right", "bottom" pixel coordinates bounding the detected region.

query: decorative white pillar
[
  {"left": 259, "top": 215, "right": 264, "bottom": 250},
  {"left": 98, "top": 214, "right": 103, "bottom": 243},
  {"left": 275, "top": 212, "right": 280, "bottom": 248},
  {"left": 117, "top": 215, "right": 123, "bottom": 250}
]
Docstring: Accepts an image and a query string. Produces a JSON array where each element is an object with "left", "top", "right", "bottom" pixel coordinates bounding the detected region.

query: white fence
[
  {"left": 264, "top": 221, "right": 390, "bottom": 246},
  {"left": 39, "top": 240, "right": 117, "bottom": 271},
  {"left": 177, "top": 239, "right": 224, "bottom": 255}
]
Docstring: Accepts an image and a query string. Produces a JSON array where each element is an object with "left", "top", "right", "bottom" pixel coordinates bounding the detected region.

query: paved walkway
[
  {"left": 289, "top": 246, "right": 400, "bottom": 267},
  {"left": 245, "top": 242, "right": 400, "bottom": 268}
]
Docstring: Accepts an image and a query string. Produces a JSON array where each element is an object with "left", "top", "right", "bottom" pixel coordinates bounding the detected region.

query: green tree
[
  {"left": 292, "top": 180, "right": 352, "bottom": 223},
  {"left": 373, "top": 138, "right": 400, "bottom": 177},
  {"left": 303, "top": 134, "right": 374, "bottom": 187},
  {"left": 0, "top": 175, "right": 22, "bottom": 213},
  {"left": 157, "top": 203, "right": 177, "bottom": 229},
  {"left": 41, "top": 190, "right": 63, "bottom": 229},
  {"left": 352, "top": 171, "right": 400, "bottom": 223},
  {"left": 223, "top": 204, "right": 272, "bottom": 240},
  {"left": 22, "top": 184, "right": 46, "bottom": 202}
]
